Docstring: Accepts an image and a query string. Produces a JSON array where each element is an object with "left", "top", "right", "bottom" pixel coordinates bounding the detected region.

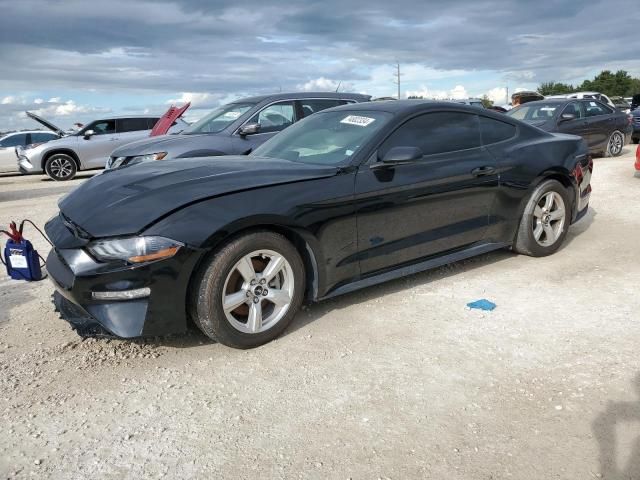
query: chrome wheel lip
[
  {"left": 532, "top": 191, "right": 566, "bottom": 247},
  {"left": 608, "top": 131, "right": 623, "bottom": 156},
  {"left": 221, "top": 249, "right": 294, "bottom": 335},
  {"left": 50, "top": 157, "right": 74, "bottom": 178}
]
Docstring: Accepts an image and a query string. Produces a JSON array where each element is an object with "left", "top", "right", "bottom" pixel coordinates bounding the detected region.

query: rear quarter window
[{"left": 479, "top": 116, "right": 517, "bottom": 145}]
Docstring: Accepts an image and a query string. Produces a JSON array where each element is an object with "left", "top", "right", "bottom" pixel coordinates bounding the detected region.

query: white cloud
[
  {"left": 405, "top": 84, "right": 469, "bottom": 100},
  {"left": 167, "top": 92, "right": 224, "bottom": 109},
  {"left": 449, "top": 85, "right": 468, "bottom": 100},
  {"left": 484, "top": 87, "right": 508, "bottom": 104},
  {"left": 34, "top": 98, "right": 44, "bottom": 104},
  {"left": 298, "top": 77, "right": 354, "bottom": 92},
  {"left": 47, "top": 97, "right": 61, "bottom": 103}
]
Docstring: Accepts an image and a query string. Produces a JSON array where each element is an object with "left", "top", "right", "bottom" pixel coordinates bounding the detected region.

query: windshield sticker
[
  {"left": 223, "top": 111, "right": 242, "bottom": 119},
  {"left": 589, "top": 102, "right": 597, "bottom": 107},
  {"left": 540, "top": 107, "right": 556, "bottom": 111},
  {"left": 340, "top": 115, "right": 375, "bottom": 127}
]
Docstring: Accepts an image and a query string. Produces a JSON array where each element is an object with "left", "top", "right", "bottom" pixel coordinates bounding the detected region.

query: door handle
[{"left": 471, "top": 166, "right": 496, "bottom": 176}]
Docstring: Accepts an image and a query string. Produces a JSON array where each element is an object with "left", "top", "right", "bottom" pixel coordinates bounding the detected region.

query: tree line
[{"left": 537, "top": 70, "right": 640, "bottom": 97}]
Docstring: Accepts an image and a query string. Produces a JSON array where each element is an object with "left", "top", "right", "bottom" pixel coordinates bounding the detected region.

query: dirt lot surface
[{"left": 1, "top": 151, "right": 639, "bottom": 480}]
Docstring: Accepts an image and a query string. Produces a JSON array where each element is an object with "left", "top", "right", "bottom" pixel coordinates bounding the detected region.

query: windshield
[
  {"left": 507, "top": 103, "right": 559, "bottom": 122},
  {"left": 252, "top": 110, "right": 392, "bottom": 165},
  {"left": 184, "top": 102, "right": 255, "bottom": 134}
]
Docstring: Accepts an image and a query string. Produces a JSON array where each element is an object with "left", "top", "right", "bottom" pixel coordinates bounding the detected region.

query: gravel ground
[{"left": 1, "top": 150, "right": 639, "bottom": 480}]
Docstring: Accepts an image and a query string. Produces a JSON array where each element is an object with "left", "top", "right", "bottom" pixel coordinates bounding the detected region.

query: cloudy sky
[{"left": 1, "top": 0, "right": 638, "bottom": 130}]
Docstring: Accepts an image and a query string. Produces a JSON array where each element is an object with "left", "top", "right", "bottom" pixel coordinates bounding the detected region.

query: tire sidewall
[
  {"left": 45, "top": 154, "right": 77, "bottom": 181},
  {"left": 519, "top": 180, "right": 571, "bottom": 257},
  {"left": 192, "top": 232, "right": 305, "bottom": 349}
]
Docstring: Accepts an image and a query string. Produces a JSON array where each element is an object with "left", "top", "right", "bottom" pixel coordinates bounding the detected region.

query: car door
[
  {"left": 582, "top": 101, "right": 616, "bottom": 151},
  {"left": 0, "top": 133, "right": 27, "bottom": 173},
  {"left": 354, "top": 111, "right": 500, "bottom": 277},
  {"left": 556, "top": 102, "right": 589, "bottom": 139},
  {"left": 79, "top": 119, "right": 117, "bottom": 168},
  {"left": 234, "top": 101, "right": 297, "bottom": 153}
]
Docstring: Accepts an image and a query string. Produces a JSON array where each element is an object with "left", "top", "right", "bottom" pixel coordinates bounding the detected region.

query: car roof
[
  {"left": 321, "top": 99, "right": 492, "bottom": 115},
  {"left": 1, "top": 130, "right": 59, "bottom": 137},
  {"left": 230, "top": 91, "right": 372, "bottom": 104}
]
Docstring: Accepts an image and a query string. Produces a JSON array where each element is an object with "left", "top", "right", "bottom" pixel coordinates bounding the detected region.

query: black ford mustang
[{"left": 46, "top": 101, "right": 592, "bottom": 348}]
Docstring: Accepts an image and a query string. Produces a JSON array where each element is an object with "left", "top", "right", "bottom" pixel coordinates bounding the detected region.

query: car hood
[
  {"left": 59, "top": 156, "right": 339, "bottom": 238},
  {"left": 26, "top": 111, "right": 66, "bottom": 136},
  {"left": 110, "top": 132, "right": 224, "bottom": 158}
]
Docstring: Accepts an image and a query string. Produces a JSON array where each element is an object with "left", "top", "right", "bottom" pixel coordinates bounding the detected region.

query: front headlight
[
  {"left": 87, "top": 236, "right": 182, "bottom": 264},
  {"left": 109, "top": 152, "right": 168, "bottom": 169}
]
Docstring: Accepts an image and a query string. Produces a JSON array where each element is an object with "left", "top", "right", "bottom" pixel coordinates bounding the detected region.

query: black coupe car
[
  {"left": 46, "top": 101, "right": 592, "bottom": 348},
  {"left": 507, "top": 98, "right": 632, "bottom": 157}
]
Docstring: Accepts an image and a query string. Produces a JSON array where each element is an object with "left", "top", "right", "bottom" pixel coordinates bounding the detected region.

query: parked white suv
[
  {"left": 17, "top": 112, "right": 188, "bottom": 180},
  {"left": 0, "top": 130, "right": 60, "bottom": 173},
  {"left": 546, "top": 91, "right": 616, "bottom": 109}
]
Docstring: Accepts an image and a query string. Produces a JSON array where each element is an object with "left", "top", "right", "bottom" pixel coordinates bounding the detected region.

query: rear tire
[
  {"left": 45, "top": 154, "right": 77, "bottom": 181},
  {"left": 606, "top": 130, "right": 624, "bottom": 157},
  {"left": 188, "top": 231, "right": 305, "bottom": 349},
  {"left": 513, "top": 179, "right": 571, "bottom": 257}
]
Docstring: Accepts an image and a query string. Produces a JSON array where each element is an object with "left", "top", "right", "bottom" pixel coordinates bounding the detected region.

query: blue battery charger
[{"left": 3, "top": 238, "right": 43, "bottom": 281}]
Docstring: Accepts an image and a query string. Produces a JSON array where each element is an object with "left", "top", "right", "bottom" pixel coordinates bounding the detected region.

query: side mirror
[
  {"left": 380, "top": 146, "right": 423, "bottom": 164},
  {"left": 83, "top": 129, "right": 95, "bottom": 139},
  {"left": 238, "top": 123, "right": 260, "bottom": 137},
  {"left": 559, "top": 113, "right": 577, "bottom": 123}
]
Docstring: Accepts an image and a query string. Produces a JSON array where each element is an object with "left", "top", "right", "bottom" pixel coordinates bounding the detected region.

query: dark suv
[{"left": 107, "top": 92, "right": 371, "bottom": 169}]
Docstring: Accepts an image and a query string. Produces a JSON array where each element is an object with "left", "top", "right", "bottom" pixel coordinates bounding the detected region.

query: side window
[
  {"left": 249, "top": 101, "right": 296, "bottom": 134},
  {"left": 117, "top": 118, "right": 150, "bottom": 133},
  {"left": 87, "top": 120, "right": 116, "bottom": 135},
  {"left": 379, "top": 112, "right": 481, "bottom": 158},
  {"left": 479, "top": 116, "right": 517, "bottom": 145},
  {"left": 30, "top": 132, "right": 58, "bottom": 143},
  {"left": 561, "top": 102, "right": 584, "bottom": 119},
  {"left": 147, "top": 118, "right": 160, "bottom": 129},
  {"left": 0, "top": 134, "right": 27, "bottom": 147},
  {"left": 583, "top": 101, "right": 612, "bottom": 117},
  {"left": 300, "top": 99, "right": 345, "bottom": 118}
]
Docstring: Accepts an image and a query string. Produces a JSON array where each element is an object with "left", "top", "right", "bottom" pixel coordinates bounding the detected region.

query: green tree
[
  {"left": 579, "top": 70, "right": 634, "bottom": 97},
  {"left": 480, "top": 95, "right": 493, "bottom": 108},
  {"left": 537, "top": 81, "right": 575, "bottom": 96}
]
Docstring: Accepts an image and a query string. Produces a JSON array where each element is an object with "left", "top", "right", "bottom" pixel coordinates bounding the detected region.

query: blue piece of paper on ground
[{"left": 467, "top": 299, "right": 496, "bottom": 311}]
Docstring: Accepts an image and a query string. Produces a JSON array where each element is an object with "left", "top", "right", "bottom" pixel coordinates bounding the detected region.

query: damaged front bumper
[{"left": 45, "top": 214, "right": 202, "bottom": 338}]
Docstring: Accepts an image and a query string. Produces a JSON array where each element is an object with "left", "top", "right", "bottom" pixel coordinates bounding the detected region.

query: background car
[
  {"left": 17, "top": 113, "right": 189, "bottom": 180},
  {"left": 507, "top": 98, "right": 632, "bottom": 156},
  {"left": 610, "top": 96, "right": 631, "bottom": 113},
  {"left": 453, "top": 98, "right": 485, "bottom": 107},
  {"left": 106, "top": 92, "right": 371, "bottom": 170},
  {"left": 46, "top": 101, "right": 591, "bottom": 348},
  {"left": 632, "top": 109, "right": 640, "bottom": 144},
  {"left": 547, "top": 91, "right": 616, "bottom": 109},
  {"left": 0, "top": 130, "right": 60, "bottom": 173}
]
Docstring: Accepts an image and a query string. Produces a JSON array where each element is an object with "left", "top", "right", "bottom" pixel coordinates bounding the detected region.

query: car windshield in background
[
  {"left": 184, "top": 103, "right": 255, "bottom": 134},
  {"left": 507, "top": 103, "right": 559, "bottom": 122},
  {"left": 252, "top": 110, "right": 391, "bottom": 165}
]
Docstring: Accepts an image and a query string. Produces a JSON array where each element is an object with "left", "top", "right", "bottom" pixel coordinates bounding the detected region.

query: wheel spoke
[
  {"left": 247, "top": 301, "right": 263, "bottom": 333},
  {"left": 549, "top": 207, "right": 565, "bottom": 221},
  {"left": 544, "top": 193, "right": 554, "bottom": 211},
  {"left": 235, "top": 256, "right": 255, "bottom": 283},
  {"left": 223, "top": 291, "right": 248, "bottom": 312},
  {"left": 533, "top": 205, "right": 543, "bottom": 218},
  {"left": 543, "top": 224, "right": 555, "bottom": 243},
  {"left": 261, "top": 254, "right": 285, "bottom": 283},
  {"left": 533, "top": 223, "right": 543, "bottom": 240},
  {"left": 265, "top": 288, "right": 291, "bottom": 307}
]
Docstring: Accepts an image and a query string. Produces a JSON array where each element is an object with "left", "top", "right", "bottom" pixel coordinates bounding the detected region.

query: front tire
[
  {"left": 606, "top": 130, "right": 624, "bottom": 157},
  {"left": 513, "top": 179, "right": 571, "bottom": 257},
  {"left": 189, "top": 231, "right": 305, "bottom": 349},
  {"left": 45, "top": 154, "right": 77, "bottom": 181}
]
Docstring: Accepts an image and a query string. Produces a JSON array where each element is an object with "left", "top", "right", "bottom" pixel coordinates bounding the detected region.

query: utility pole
[{"left": 393, "top": 62, "right": 402, "bottom": 99}]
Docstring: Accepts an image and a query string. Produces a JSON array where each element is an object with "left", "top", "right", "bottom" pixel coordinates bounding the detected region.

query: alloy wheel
[
  {"left": 50, "top": 157, "right": 74, "bottom": 179},
  {"left": 608, "top": 131, "right": 623, "bottom": 156},
  {"left": 221, "top": 249, "right": 294, "bottom": 334},
  {"left": 532, "top": 191, "right": 566, "bottom": 247}
]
